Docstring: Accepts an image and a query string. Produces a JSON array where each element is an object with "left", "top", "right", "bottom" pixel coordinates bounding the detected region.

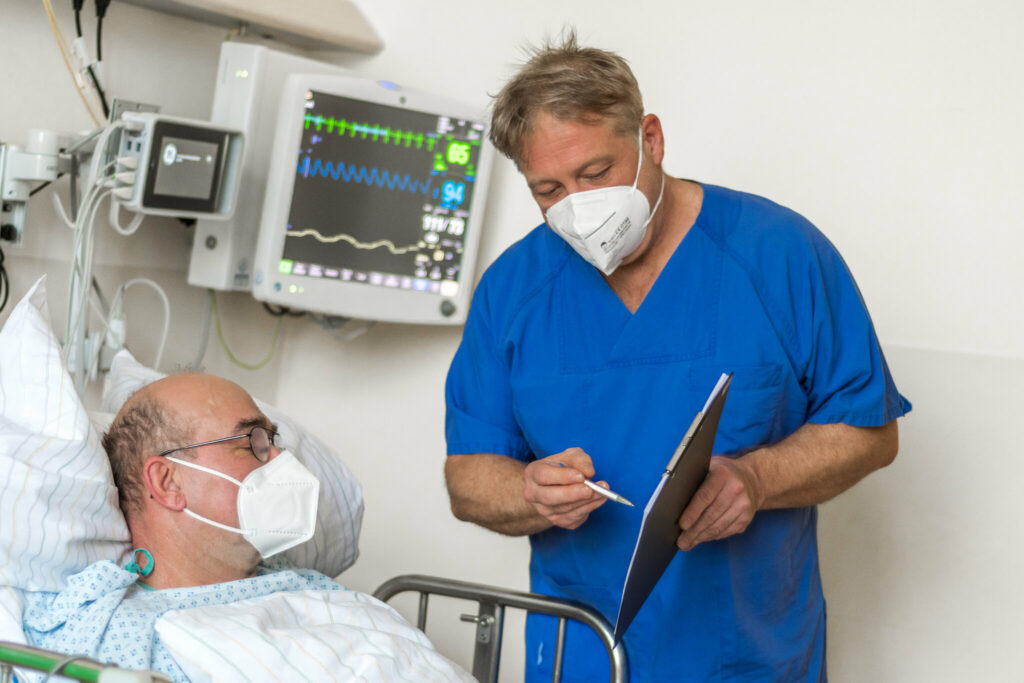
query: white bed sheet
[{"left": 155, "top": 589, "right": 474, "bottom": 682}]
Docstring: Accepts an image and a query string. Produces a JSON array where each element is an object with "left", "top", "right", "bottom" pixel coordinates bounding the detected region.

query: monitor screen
[
  {"left": 144, "top": 121, "right": 228, "bottom": 213},
  {"left": 253, "top": 75, "right": 494, "bottom": 325}
]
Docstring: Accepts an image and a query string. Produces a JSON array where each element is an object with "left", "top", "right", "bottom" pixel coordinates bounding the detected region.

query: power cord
[
  {"left": 0, "top": 244, "right": 10, "bottom": 313},
  {"left": 262, "top": 302, "right": 306, "bottom": 318},
  {"left": 95, "top": 0, "right": 112, "bottom": 61},
  {"left": 72, "top": 0, "right": 110, "bottom": 119},
  {"left": 211, "top": 290, "right": 283, "bottom": 371}
]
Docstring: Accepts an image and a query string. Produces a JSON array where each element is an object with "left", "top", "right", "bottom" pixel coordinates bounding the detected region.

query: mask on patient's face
[
  {"left": 166, "top": 450, "right": 319, "bottom": 559},
  {"left": 544, "top": 129, "right": 666, "bottom": 275}
]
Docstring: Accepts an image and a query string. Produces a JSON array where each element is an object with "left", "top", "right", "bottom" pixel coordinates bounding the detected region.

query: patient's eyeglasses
[{"left": 156, "top": 426, "right": 279, "bottom": 463}]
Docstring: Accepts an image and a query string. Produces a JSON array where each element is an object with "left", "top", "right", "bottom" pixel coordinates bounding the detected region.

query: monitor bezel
[{"left": 252, "top": 73, "right": 494, "bottom": 325}]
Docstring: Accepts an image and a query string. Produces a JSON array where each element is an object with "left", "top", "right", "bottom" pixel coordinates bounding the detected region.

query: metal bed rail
[
  {"left": 374, "top": 574, "right": 628, "bottom": 683},
  {"left": 0, "top": 641, "right": 171, "bottom": 683}
]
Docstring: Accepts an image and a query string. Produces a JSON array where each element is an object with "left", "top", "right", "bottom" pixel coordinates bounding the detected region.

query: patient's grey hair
[
  {"left": 489, "top": 27, "right": 645, "bottom": 166},
  {"left": 102, "top": 396, "right": 192, "bottom": 517}
]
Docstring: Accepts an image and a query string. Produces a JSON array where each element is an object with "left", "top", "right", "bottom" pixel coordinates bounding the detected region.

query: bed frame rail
[
  {"left": 0, "top": 641, "right": 171, "bottom": 682},
  {"left": 374, "top": 574, "right": 628, "bottom": 683}
]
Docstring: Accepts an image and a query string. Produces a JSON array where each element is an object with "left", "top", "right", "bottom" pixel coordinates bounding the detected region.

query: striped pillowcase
[{"left": 0, "top": 277, "right": 132, "bottom": 592}]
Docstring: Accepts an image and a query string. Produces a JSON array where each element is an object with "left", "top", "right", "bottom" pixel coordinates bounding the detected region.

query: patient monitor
[{"left": 252, "top": 74, "right": 494, "bottom": 325}]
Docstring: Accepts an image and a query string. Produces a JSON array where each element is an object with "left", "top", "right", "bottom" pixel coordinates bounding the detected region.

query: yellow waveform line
[{"left": 288, "top": 228, "right": 426, "bottom": 255}]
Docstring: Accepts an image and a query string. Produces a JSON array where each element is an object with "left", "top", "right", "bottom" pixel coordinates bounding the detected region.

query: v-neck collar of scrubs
[
  {"left": 559, "top": 183, "right": 717, "bottom": 370},
  {"left": 579, "top": 180, "right": 707, "bottom": 318}
]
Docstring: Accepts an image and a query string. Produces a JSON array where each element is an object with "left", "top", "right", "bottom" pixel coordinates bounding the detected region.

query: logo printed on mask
[
  {"left": 544, "top": 129, "right": 665, "bottom": 274},
  {"left": 167, "top": 450, "right": 320, "bottom": 559}
]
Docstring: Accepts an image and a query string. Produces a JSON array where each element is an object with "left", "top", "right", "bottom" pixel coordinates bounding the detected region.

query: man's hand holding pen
[{"left": 523, "top": 448, "right": 612, "bottom": 530}]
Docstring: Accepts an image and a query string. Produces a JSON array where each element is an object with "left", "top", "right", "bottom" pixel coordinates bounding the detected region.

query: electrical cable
[
  {"left": 90, "top": 276, "right": 109, "bottom": 316},
  {"left": 191, "top": 290, "right": 214, "bottom": 370},
  {"left": 262, "top": 302, "right": 306, "bottom": 317},
  {"left": 65, "top": 184, "right": 105, "bottom": 388},
  {"left": 111, "top": 278, "right": 170, "bottom": 371},
  {"left": 73, "top": 3, "right": 109, "bottom": 119},
  {"left": 108, "top": 200, "right": 144, "bottom": 236},
  {"left": 0, "top": 244, "right": 10, "bottom": 313},
  {"left": 95, "top": 12, "right": 103, "bottom": 61},
  {"left": 211, "top": 290, "right": 283, "bottom": 371},
  {"left": 95, "top": 0, "right": 112, "bottom": 61},
  {"left": 28, "top": 173, "right": 66, "bottom": 197},
  {"left": 64, "top": 121, "right": 122, "bottom": 389},
  {"left": 40, "top": 0, "right": 102, "bottom": 126},
  {"left": 73, "top": 0, "right": 83, "bottom": 40},
  {"left": 51, "top": 188, "right": 77, "bottom": 229}
]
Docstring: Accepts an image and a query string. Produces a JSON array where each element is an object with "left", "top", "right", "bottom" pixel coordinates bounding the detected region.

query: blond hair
[{"left": 490, "top": 28, "right": 644, "bottom": 165}]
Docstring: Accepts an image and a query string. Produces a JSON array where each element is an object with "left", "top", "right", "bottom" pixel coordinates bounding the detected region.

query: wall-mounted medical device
[
  {"left": 188, "top": 43, "right": 358, "bottom": 291},
  {"left": 251, "top": 74, "right": 494, "bottom": 325},
  {"left": 112, "top": 113, "right": 243, "bottom": 219}
]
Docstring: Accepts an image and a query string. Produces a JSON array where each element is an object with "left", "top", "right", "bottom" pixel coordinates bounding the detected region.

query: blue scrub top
[{"left": 446, "top": 184, "right": 911, "bottom": 682}]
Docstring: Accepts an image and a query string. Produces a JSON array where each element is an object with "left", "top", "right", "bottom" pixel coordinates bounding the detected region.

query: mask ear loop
[
  {"left": 166, "top": 456, "right": 250, "bottom": 534},
  {"left": 166, "top": 456, "right": 245, "bottom": 487},
  {"left": 635, "top": 127, "right": 666, "bottom": 225},
  {"left": 631, "top": 128, "right": 645, "bottom": 188}
]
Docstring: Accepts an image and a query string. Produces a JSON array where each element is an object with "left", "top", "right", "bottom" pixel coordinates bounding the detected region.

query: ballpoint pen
[{"left": 557, "top": 462, "right": 635, "bottom": 507}]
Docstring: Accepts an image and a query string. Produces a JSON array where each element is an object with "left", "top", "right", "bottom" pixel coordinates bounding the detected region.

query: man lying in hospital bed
[{"left": 0, "top": 278, "right": 472, "bottom": 682}]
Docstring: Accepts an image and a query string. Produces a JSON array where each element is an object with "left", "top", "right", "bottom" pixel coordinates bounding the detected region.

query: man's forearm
[
  {"left": 444, "top": 453, "right": 553, "bottom": 536},
  {"left": 740, "top": 420, "right": 899, "bottom": 510}
]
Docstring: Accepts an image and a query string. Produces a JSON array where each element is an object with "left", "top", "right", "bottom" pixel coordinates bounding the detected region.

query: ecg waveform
[
  {"left": 287, "top": 228, "right": 427, "bottom": 255},
  {"left": 297, "top": 157, "right": 433, "bottom": 194},
  {"left": 304, "top": 115, "right": 438, "bottom": 151}
]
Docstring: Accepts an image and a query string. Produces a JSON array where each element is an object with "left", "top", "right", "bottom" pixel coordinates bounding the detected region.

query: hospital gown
[
  {"left": 21, "top": 558, "right": 339, "bottom": 681},
  {"left": 20, "top": 558, "right": 472, "bottom": 682}
]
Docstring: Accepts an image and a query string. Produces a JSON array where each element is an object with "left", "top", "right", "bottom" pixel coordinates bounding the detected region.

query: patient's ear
[{"left": 142, "top": 456, "right": 186, "bottom": 510}]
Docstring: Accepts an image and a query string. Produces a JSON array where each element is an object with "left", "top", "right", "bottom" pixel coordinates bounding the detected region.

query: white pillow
[
  {"left": 0, "top": 277, "right": 131, "bottom": 591},
  {"left": 102, "top": 350, "right": 364, "bottom": 578}
]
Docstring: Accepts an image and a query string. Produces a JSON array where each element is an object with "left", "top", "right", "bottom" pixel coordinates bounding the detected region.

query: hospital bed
[
  {"left": 1, "top": 576, "right": 626, "bottom": 683},
  {"left": 0, "top": 280, "right": 629, "bottom": 682},
  {"left": 2, "top": 577, "right": 627, "bottom": 682}
]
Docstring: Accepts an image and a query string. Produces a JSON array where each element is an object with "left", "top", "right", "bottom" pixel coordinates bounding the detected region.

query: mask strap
[
  {"left": 166, "top": 456, "right": 243, "bottom": 487},
  {"left": 648, "top": 173, "right": 666, "bottom": 223},
  {"left": 166, "top": 456, "right": 249, "bottom": 534},
  {"left": 632, "top": 129, "right": 644, "bottom": 187},
  {"left": 182, "top": 507, "right": 246, "bottom": 535}
]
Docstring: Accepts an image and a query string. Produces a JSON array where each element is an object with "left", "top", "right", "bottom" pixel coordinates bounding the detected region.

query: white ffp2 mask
[
  {"left": 168, "top": 450, "right": 320, "bottom": 559},
  {"left": 544, "top": 130, "right": 665, "bottom": 275}
]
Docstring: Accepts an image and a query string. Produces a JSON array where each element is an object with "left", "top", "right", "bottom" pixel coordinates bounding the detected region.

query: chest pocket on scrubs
[{"left": 697, "top": 362, "right": 793, "bottom": 454}]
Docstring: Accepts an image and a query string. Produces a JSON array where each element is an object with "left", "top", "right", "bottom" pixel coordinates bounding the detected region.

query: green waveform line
[
  {"left": 288, "top": 228, "right": 427, "bottom": 255},
  {"left": 305, "top": 115, "right": 438, "bottom": 151}
]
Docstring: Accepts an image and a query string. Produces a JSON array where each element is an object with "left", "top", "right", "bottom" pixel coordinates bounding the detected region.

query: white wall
[{"left": 2, "top": 0, "right": 1021, "bottom": 680}]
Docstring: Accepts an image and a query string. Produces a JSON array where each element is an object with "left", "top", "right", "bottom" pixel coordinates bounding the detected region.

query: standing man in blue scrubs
[{"left": 444, "top": 31, "right": 911, "bottom": 682}]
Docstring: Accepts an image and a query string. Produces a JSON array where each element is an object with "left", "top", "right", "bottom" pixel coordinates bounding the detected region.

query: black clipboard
[{"left": 612, "top": 372, "right": 732, "bottom": 646}]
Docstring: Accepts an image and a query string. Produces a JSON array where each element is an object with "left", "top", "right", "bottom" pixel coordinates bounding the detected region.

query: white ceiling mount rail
[{"left": 119, "top": 0, "right": 383, "bottom": 53}]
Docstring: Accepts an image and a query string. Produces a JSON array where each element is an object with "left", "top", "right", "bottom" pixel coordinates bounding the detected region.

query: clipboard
[{"left": 612, "top": 372, "right": 732, "bottom": 646}]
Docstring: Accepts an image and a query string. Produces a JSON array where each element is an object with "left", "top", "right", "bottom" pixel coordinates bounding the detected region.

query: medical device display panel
[
  {"left": 253, "top": 74, "right": 494, "bottom": 325},
  {"left": 144, "top": 122, "right": 228, "bottom": 212},
  {"left": 114, "top": 113, "right": 243, "bottom": 219}
]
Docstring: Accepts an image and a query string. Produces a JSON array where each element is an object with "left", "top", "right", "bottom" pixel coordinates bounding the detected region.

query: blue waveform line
[{"left": 297, "top": 157, "right": 433, "bottom": 194}]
